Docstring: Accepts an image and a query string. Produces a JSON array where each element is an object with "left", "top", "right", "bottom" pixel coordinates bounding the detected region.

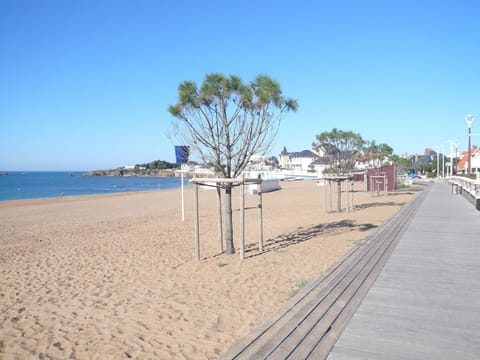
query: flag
[{"left": 175, "top": 146, "right": 190, "bottom": 163}]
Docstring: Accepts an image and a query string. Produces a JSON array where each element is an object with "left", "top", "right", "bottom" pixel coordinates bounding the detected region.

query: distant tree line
[{"left": 136, "top": 160, "right": 180, "bottom": 170}]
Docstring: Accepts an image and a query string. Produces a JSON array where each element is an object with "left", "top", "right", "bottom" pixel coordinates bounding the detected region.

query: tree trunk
[
  {"left": 337, "top": 180, "right": 342, "bottom": 212},
  {"left": 224, "top": 184, "right": 235, "bottom": 254},
  {"left": 216, "top": 186, "right": 224, "bottom": 253}
]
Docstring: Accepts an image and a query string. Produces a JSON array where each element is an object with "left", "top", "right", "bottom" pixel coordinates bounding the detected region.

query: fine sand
[{"left": 0, "top": 180, "right": 418, "bottom": 359}]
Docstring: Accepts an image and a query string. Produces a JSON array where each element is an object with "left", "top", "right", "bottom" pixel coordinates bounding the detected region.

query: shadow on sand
[
  {"left": 244, "top": 219, "right": 377, "bottom": 259},
  {"left": 208, "top": 198, "right": 413, "bottom": 261}
]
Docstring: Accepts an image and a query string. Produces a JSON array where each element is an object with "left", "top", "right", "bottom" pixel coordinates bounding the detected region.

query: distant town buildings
[
  {"left": 407, "top": 149, "right": 437, "bottom": 168},
  {"left": 124, "top": 165, "right": 146, "bottom": 170},
  {"left": 404, "top": 145, "right": 480, "bottom": 177},
  {"left": 176, "top": 143, "right": 480, "bottom": 179}
]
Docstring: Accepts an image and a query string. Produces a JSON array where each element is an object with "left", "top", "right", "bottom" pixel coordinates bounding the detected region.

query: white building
[
  {"left": 279, "top": 148, "right": 318, "bottom": 172},
  {"left": 308, "top": 157, "right": 330, "bottom": 174}
]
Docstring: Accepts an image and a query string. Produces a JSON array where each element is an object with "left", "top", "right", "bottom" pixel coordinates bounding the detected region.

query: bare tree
[{"left": 169, "top": 73, "right": 297, "bottom": 254}]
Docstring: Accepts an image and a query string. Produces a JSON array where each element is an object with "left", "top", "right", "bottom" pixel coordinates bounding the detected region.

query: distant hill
[
  {"left": 83, "top": 160, "right": 179, "bottom": 177},
  {"left": 136, "top": 160, "right": 178, "bottom": 170}
]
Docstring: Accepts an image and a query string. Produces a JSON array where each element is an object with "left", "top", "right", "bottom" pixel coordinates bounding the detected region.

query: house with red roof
[{"left": 456, "top": 145, "right": 480, "bottom": 175}]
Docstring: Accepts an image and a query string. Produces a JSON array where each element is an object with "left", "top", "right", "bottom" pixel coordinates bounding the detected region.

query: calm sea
[{"left": 0, "top": 172, "right": 185, "bottom": 202}]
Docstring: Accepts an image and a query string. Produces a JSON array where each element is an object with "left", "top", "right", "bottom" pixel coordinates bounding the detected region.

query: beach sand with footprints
[{"left": 0, "top": 180, "right": 417, "bottom": 359}]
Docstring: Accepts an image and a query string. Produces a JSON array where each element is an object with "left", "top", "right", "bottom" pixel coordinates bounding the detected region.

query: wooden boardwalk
[
  {"left": 220, "top": 186, "right": 427, "bottom": 359},
  {"left": 328, "top": 182, "right": 480, "bottom": 359}
]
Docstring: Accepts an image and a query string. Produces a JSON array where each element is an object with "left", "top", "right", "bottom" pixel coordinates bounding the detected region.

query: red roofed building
[{"left": 457, "top": 146, "right": 480, "bottom": 175}]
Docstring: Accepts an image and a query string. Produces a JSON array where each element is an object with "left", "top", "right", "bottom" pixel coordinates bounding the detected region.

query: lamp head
[{"left": 466, "top": 114, "right": 474, "bottom": 128}]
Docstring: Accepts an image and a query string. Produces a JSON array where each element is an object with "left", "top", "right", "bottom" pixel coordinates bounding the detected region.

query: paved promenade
[{"left": 328, "top": 182, "right": 480, "bottom": 359}]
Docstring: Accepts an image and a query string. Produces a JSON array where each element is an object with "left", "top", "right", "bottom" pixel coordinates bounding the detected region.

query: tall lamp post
[
  {"left": 436, "top": 146, "right": 440, "bottom": 178},
  {"left": 447, "top": 140, "right": 458, "bottom": 177},
  {"left": 442, "top": 144, "right": 445, "bottom": 177},
  {"left": 432, "top": 145, "right": 440, "bottom": 178},
  {"left": 466, "top": 115, "right": 474, "bottom": 176}
]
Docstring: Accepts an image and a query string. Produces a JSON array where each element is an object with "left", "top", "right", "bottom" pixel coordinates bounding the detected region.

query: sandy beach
[{"left": 0, "top": 180, "right": 418, "bottom": 359}]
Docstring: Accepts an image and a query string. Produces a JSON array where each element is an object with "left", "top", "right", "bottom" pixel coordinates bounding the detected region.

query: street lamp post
[
  {"left": 442, "top": 144, "right": 445, "bottom": 177},
  {"left": 466, "top": 115, "right": 474, "bottom": 176},
  {"left": 447, "top": 140, "right": 457, "bottom": 177},
  {"left": 447, "top": 141, "right": 452, "bottom": 177},
  {"left": 455, "top": 141, "right": 458, "bottom": 175},
  {"left": 437, "top": 147, "right": 440, "bottom": 178},
  {"left": 433, "top": 145, "right": 440, "bottom": 178}
]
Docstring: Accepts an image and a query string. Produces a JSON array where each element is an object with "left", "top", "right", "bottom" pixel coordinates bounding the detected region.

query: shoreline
[
  {"left": 0, "top": 180, "right": 419, "bottom": 359},
  {"left": 0, "top": 173, "right": 186, "bottom": 204},
  {"left": 0, "top": 187, "right": 181, "bottom": 208}
]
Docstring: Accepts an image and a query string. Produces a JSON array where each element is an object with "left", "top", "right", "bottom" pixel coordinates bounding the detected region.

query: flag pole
[
  {"left": 181, "top": 164, "right": 185, "bottom": 222},
  {"left": 174, "top": 145, "right": 189, "bottom": 222}
]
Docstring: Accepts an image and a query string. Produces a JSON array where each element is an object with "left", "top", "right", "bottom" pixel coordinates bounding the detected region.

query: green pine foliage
[{"left": 136, "top": 160, "right": 179, "bottom": 170}]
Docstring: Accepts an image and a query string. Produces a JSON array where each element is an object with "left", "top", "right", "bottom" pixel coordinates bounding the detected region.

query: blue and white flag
[{"left": 175, "top": 146, "right": 190, "bottom": 163}]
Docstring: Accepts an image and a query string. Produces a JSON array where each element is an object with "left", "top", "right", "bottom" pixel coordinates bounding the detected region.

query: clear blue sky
[{"left": 1, "top": 0, "right": 479, "bottom": 171}]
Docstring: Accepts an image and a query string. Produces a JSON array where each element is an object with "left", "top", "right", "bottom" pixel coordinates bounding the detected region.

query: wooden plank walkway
[
  {"left": 220, "top": 186, "right": 427, "bottom": 359},
  {"left": 328, "top": 182, "right": 480, "bottom": 359}
]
